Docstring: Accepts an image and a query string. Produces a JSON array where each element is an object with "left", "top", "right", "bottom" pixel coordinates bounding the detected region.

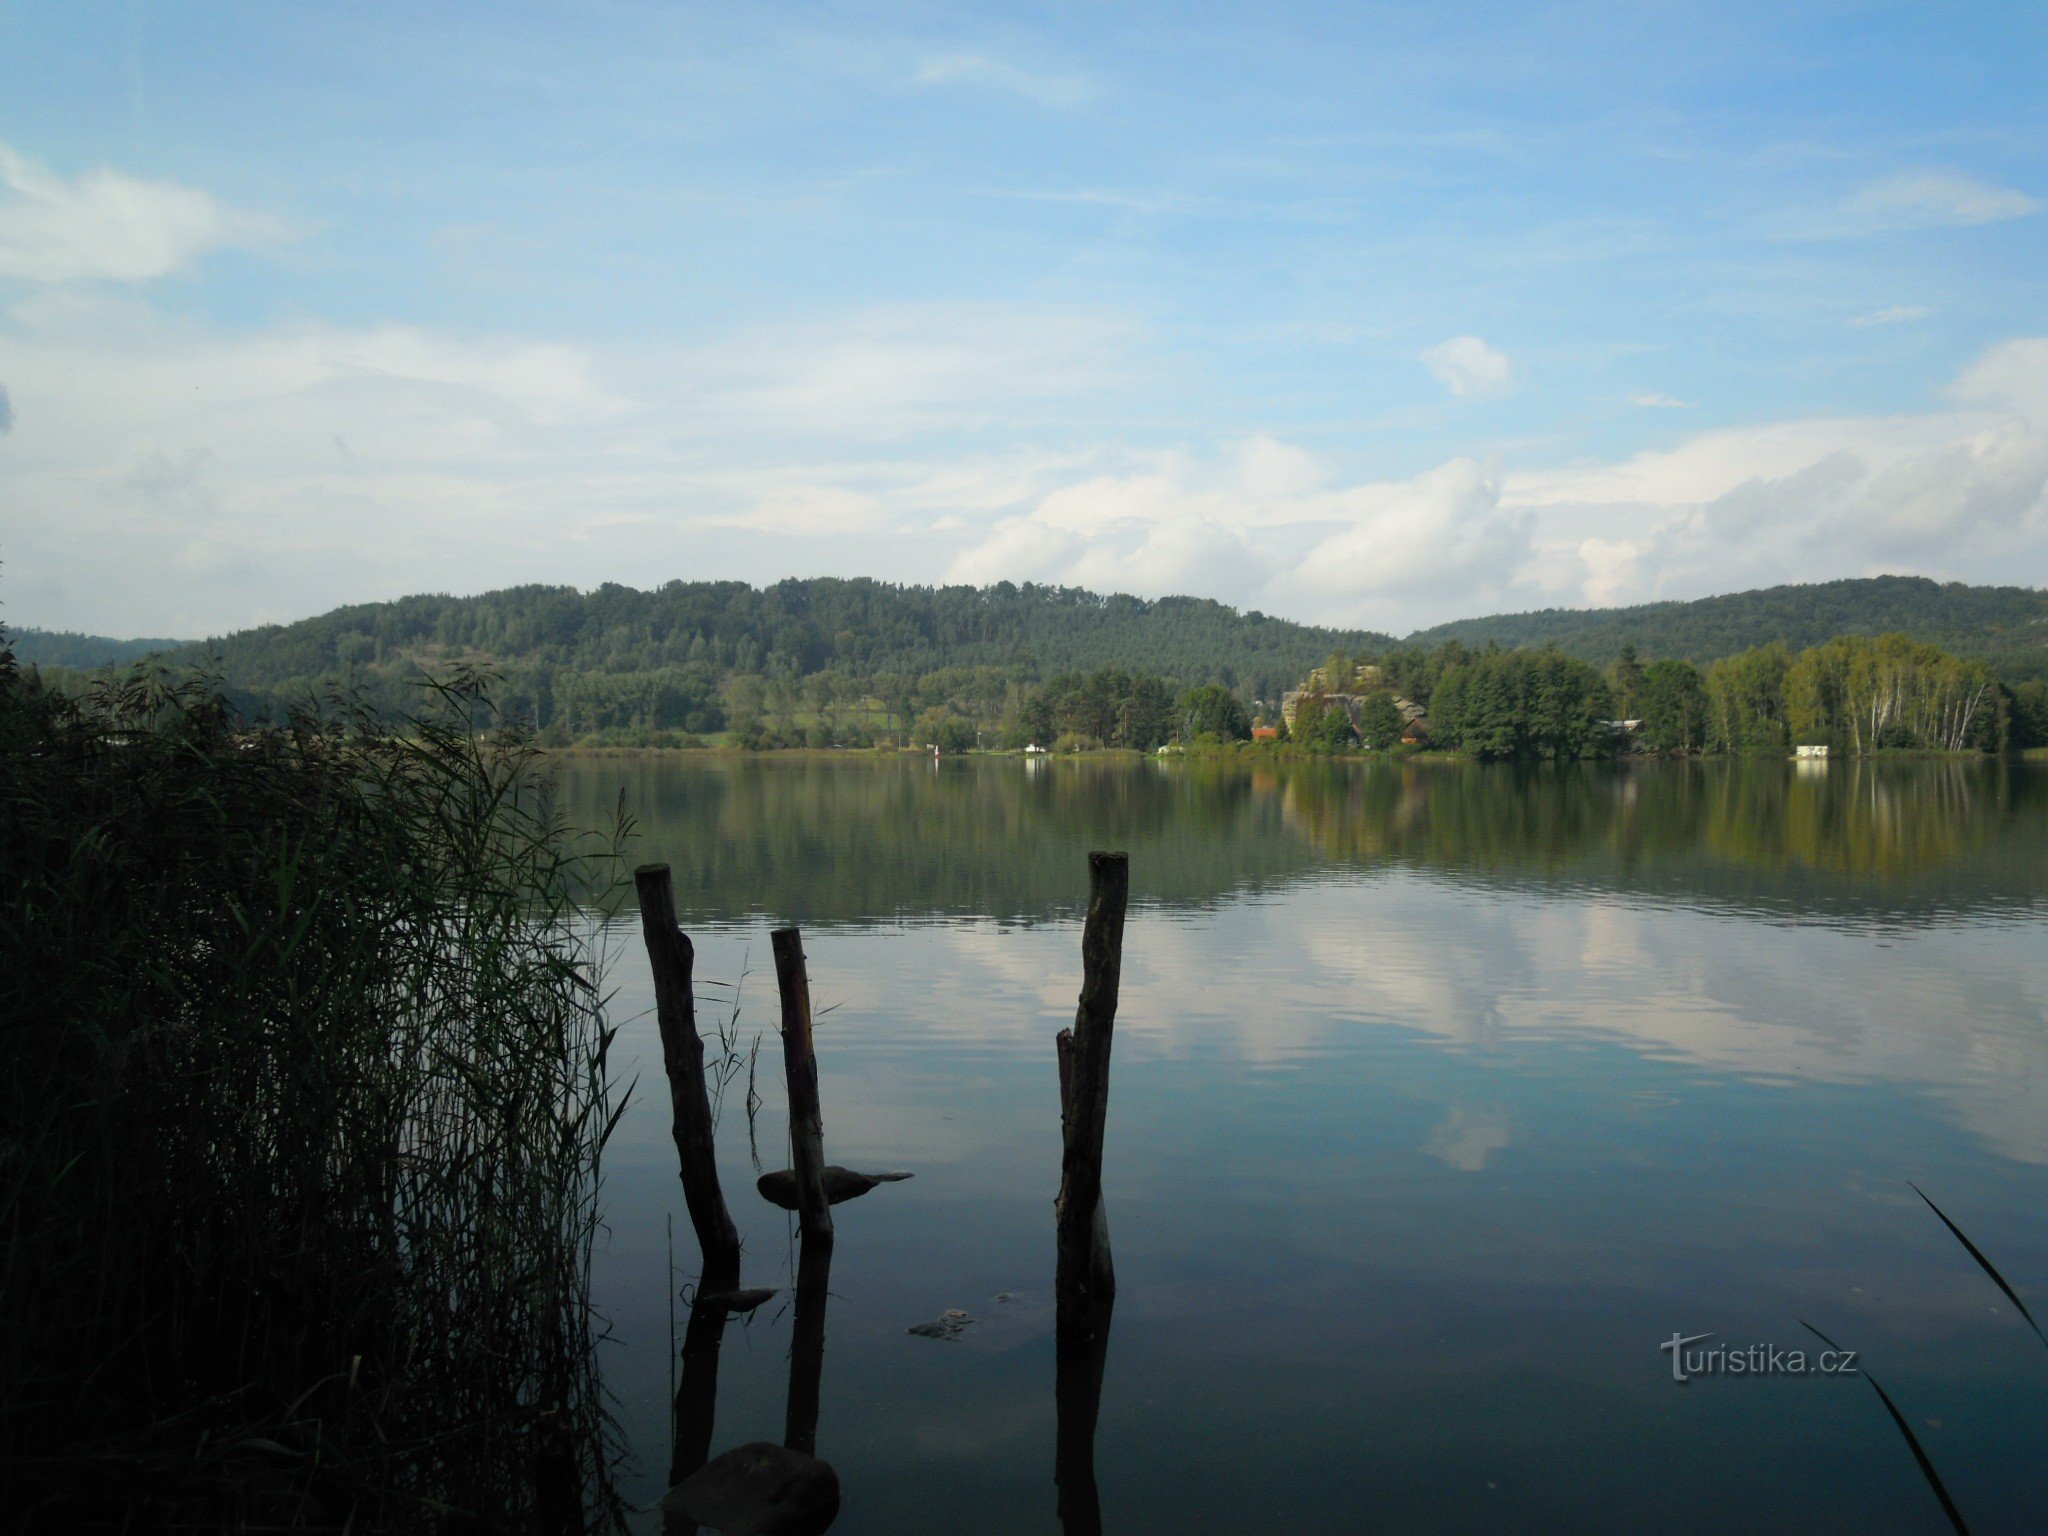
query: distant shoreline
[{"left": 540, "top": 742, "right": 2012, "bottom": 764}]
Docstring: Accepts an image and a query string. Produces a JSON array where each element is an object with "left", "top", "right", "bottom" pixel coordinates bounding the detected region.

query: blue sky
[{"left": 1, "top": 1, "right": 2044, "bottom": 637}]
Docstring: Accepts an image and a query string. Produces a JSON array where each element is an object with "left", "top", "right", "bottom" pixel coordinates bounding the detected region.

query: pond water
[{"left": 554, "top": 753, "right": 2048, "bottom": 1534}]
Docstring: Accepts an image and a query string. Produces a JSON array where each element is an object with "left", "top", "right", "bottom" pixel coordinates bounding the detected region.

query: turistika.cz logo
[{"left": 1660, "top": 1332, "right": 1859, "bottom": 1383}]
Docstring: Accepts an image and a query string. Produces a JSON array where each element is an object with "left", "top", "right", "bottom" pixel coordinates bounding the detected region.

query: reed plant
[{"left": 0, "top": 642, "right": 629, "bottom": 1532}]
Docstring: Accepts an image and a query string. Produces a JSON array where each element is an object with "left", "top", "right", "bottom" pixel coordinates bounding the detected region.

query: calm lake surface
[{"left": 557, "top": 753, "right": 2048, "bottom": 1534}]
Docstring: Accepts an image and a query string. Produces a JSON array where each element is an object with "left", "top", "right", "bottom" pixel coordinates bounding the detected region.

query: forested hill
[
  {"left": 120, "top": 578, "right": 1392, "bottom": 709},
  {"left": 1405, "top": 576, "right": 2048, "bottom": 680},
  {"left": 8, "top": 629, "right": 188, "bottom": 669},
  {"left": 19, "top": 574, "right": 2048, "bottom": 736}
]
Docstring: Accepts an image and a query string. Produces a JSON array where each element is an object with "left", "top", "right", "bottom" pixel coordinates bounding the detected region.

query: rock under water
[
  {"left": 907, "top": 1307, "right": 973, "bottom": 1341},
  {"left": 755, "top": 1166, "right": 913, "bottom": 1210},
  {"left": 659, "top": 1441, "right": 840, "bottom": 1535},
  {"left": 694, "top": 1286, "right": 779, "bottom": 1313}
]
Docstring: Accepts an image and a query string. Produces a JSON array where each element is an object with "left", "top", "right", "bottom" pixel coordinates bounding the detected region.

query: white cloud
[
  {"left": 947, "top": 460, "right": 1277, "bottom": 602},
  {"left": 942, "top": 452, "right": 1529, "bottom": 629},
  {"left": 1629, "top": 393, "right": 1689, "bottom": 409},
  {"left": 7, "top": 257, "right": 2048, "bottom": 640},
  {"left": 1500, "top": 337, "right": 2048, "bottom": 608},
  {"left": 0, "top": 292, "right": 1140, "bottom": 632},
  {"left": 1286, "top": 458, "right": 1527, "bottom": 613},
  {"left": 1840, "top": 171, "right": 2041, "bottom": 233},
  {"left": 1949, "top": 335, "right": 2048, "bottom": 413},
  {"left": 1576, "top": 537, "right": 1648, "bottom": 605},
  {"left": 1850, "top": 305, "right": 1932, "bottom": 327},
  {"left": 1420, "top": 335, "right": 1513, "bottom": 398},
  {"left": 914, "top": 52, "right": 1091, "bottom": 110},
  {"left": 945, "top": 336, "right": 2048, "bottom": 629},
  {"left": 0, "top": 143, "right": 287, "bottom": 284},
  {"left": 678, "top": 304, "right": 1134, "bottom": 438},
  {"left": 1235, "top": 434, "right": 1323, "bottom": 499}
]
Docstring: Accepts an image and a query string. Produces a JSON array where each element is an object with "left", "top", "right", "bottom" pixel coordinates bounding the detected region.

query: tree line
[
  {"left": 24, "top": 578, "right": 1389, "bottom": 741},
  {"left": 1290, "top": 631, "right": 2037, "bottom": 759},
  {"left": 21, "top": 575, "right": 2048, "bottom": 754},
  {"left": 784, "top": 625, "right": 2036, "bottom": 761}
]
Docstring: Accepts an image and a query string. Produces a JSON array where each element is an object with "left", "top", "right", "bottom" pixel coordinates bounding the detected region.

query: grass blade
[
  {"left": 1910, "top": 1182, "right": 2048, "bottom": 1348},
  {"left": 1801, "top": 1321, "right": 1972, "bottom": 1536}
]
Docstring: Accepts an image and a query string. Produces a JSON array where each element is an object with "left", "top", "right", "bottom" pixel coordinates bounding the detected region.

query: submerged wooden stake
[
  {"left": 784, "top": 1230, "right": 834, "bottom": 1458},
  {"left": 668, "top": 1292, "right": 731, "bottom": 1534},
  {"left": 1054, "top": 1308, "right": 1112, "bottom": 1536},
  {"left": 1056, "top": 1030, "right": 1112, "bottom": 1312},
  {"left": 770, "top": 927, "right": 833, "bottom": 1242},
  {"left": 1056, "top": 851, "right": 1127, "bottom": 1330},
  {"left": 636, "top": 863, "right": 742, "bottom": 1288}
]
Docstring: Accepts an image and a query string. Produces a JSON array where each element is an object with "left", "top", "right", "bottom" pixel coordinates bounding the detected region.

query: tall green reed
[{"left": 1, "top": 643, "right": 629, "bottom": 1532}]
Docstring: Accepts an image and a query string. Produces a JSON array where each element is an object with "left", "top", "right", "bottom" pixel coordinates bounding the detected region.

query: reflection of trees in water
[
  {"left": 551, "top": 754, "right": 2048, "bottom": 925},
  {"left": 1701, "top": 759, "right": 1991, "bottom": 878},
  {"left": 1279, "top": 759, "right": 1641, "bottom": 871},
  {"left": 1275, "top": 757, "right": 2042, "bottom": 895},
  {"left": 556, "top": 756, "right": 1318, "bottom": 923}
]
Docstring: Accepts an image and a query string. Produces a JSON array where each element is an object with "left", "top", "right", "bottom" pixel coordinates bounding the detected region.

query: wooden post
[
  {"left": 1054, "top": 1309, "right": 1112, "bottom": 1536},
  {"left": 770, "top": 927, "right": 833, "bottom": 1242},
  {"left": 667, "top": 1294, "right": 731, "bottom": 1535},
  {"left": 772, "top": 926, "right": 834, "bottom": 1450},
  {"left": 636, "top": 863, "right": 742, "bottom": 1287},
  {"left": 784, "top": 1230, "right": 834, "bottom": 1457},
  {"left": 1056, "top": 851, "right": 1126, "bottom": 1330},
  {"left": 1056, "top": 1029, "right": 1112, "bottom": 1311}
]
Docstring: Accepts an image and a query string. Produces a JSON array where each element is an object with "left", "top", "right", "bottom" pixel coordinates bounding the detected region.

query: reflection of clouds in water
[
  {"left": 906, "top": 1391, "right": 1047, "bottom": 1463},
  {"left": 936, "top": 922, "right": 1083, "bottom": 1025},
  {"left": 1425, "top": 1104, "right": 1513, "bottom": 1171},
  {"left": 922, "top": 874, "right": 2048, "bottom": 1165},
  {"left": 668, "top": 875, "right": 2048, "bottom": 1169},
  {"left": 1577, "top": 902, "right": 1651, "bottom": 977}
]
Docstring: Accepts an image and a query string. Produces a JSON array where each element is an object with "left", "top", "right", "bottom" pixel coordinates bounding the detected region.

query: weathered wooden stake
[
  {"left": 1056, "top": 850, "right": 1127, "bottom": 1331},
  {"left": 636, "top": 863, "right": 742, "bottom": 1287},
  {"left": 770, "top": 927, "right": 833, "bottom": 1242},
  {"left": 1056, "top": 1030, "right": 1112, "bottom": 1309}
]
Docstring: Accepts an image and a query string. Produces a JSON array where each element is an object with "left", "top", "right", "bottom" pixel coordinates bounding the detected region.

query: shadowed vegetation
[{"left": 0, "top": 642, "right": 628, "bottom": 1532}]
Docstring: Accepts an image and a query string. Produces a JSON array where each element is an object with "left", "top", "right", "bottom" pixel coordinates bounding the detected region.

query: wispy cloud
[
  {"left": 1421, "top": 336, "right": 1514, "bottom": 399},
  {"left": 0, "top": 144, "right": 288, "bottom": 284},
  {"left": 678, "top": 303, "right": 1136, "bottom": 438},
  {"left": 1839, "top": 170, "right": 2040, "bottom": 233},
  {"left": 914, "top": 52, "right": 1091, "bottom": 110},
  {"left": 9, "top": 299, "right": 2048, "bottom": 635},
  {"left": 1629, "top": 393, "right": 1689, "bottom": 409},
  {"left": 942, "top": 339, "right": 2048, "bottom": 627},
  {"left": 973, "top": 186, "right": 1207, "bottom": 216},
  {"left": 1851, "top": 305, "right": 1933, "bottom": 327}
]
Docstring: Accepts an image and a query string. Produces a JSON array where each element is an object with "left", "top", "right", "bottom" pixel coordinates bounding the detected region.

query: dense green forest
[
  {"left": 17, "top": 573, "right": 2048, "bottom": 747},
  {"left": 1407, "top": 575, "right": 2048, "bottom": 680},
  {"left": 18, "top": 579, "right": 1389, "bottom": 741}
]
